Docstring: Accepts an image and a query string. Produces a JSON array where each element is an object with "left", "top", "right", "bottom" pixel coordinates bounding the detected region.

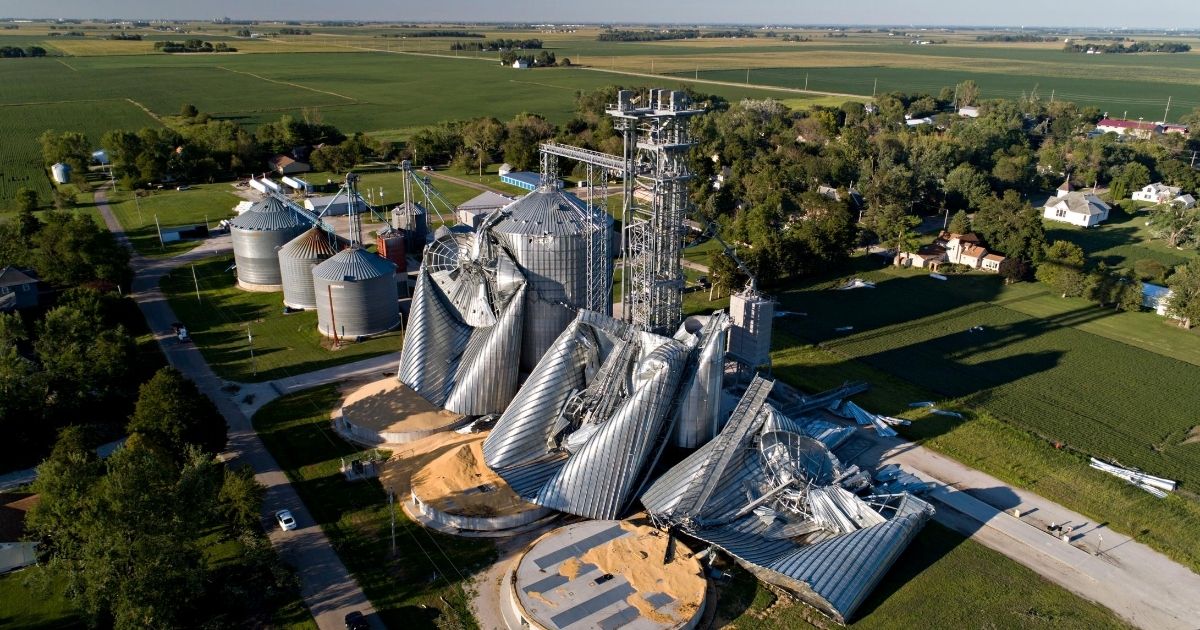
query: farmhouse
[
  {"left": 1132, "top": 182, "right": 1182, "bottom": 204},
  {"left": 1095, "top": 118, "right": 1162, "bottom": 139},
  {"left": 269, "top": 154, "right": 311, "bottom": 175},
  {"left": 1162, "top": 123, "right": 1190, "bottom": 135},
  {"left": 0, "top": 267, "right": 39, "bottom": 311},
  {"left": 511, "top": 58, "right": 529, "bottom": 69},
  {"left": 1175, "top": 194, "right": 1197, "bottom": 209},
  {"left": 898, "top": 231, "right": 1013, "bottom": 274},
  {"left": 1043, "top": 181, "right": 1110, "bottom": 227}
]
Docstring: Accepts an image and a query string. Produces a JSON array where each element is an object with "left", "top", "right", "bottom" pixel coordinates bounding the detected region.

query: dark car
[{"left": 345, "top": 611, "right": 369, "bottom": 630}]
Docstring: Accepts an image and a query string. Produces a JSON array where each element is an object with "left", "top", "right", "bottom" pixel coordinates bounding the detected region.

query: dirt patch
[{"left": 1183, "top": 426, "right": 1200, "bottom": 445}]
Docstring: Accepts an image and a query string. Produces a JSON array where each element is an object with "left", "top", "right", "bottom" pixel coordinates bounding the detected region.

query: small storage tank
[
  {"left": 229, "top": 196, "right": 307, "bottom": 290},
  {"left": 312, "top": 246, "right": 399, "bottom": 339},
  {"left": 50, "top": 163, "right": 70, "bottom": 184},
  {"left": 492, "top": 184, "right": 611, "bottom": 371},
  {"left": 376, "top": 230, "right": 406, "bottom": 273},
  {"left": 391, "top": 201, "right": 427, "bottom": 256},
  {"left": 278, "top": 227, "right": 347, "bottom": 310}
]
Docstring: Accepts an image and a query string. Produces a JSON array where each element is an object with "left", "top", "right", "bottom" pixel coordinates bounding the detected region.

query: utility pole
[
  {"left": 746, "top": 68, "right": 750, "bottom": 84},
  {"left": 154, "top": 213, "right": 164, "bottom": 250},
  {"left": 388, "top": 490, "right": 396, "bottom": 556},
  {"left": 1163, "top": 95, "right": 1172, "bottom": 123},
  {"left": 804, "top": 73, "right": 809, "bottom": 91},
  {"left": 191, "top": 265, "right": 201, "bottom": 303},
  {"left": 247, "top": 324, "right": 256, "bottom": 376},
  {"left": 873, "top": 78, "right": 878, "bottom": 98}
]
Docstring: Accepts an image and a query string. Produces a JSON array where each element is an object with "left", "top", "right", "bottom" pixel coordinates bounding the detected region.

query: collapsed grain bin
[
  {"left": 312, "top": 246, "right": 399, "bottom": 339},
  {"left": 490, "top": 183, "right": 611, "bottom": 371},
  {"left": 229, "top": 196, "right": 306, "bottom": 291},
  {"left": 278, "top": 226, "right": 347, "bottom": 310}
]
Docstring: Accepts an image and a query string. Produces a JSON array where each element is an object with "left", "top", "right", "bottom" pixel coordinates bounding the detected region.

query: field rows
[{"left": 823, "top": 301, "right": 1200, "bottom": 488}]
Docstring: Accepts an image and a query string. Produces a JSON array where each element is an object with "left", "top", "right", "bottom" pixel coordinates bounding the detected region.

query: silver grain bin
[
  {"left": 492, "top": 184, "right": 611, "bottom": 371},
  {"left": 312, "top": 246, "right": 399, "bottom": 339},
  {"left": 229, "top": 196, "right": 307, "bottom": 290},
  {"left": 278, "top": 227, "right": 347, "bottom": 310}
]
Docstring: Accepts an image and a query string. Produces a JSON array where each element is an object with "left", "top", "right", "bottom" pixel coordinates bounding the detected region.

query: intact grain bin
[
  {"left": 278, "top": 227, "right": 347, "bottom": 310},
  {"left": 492, "top": 184, "right": 611, "bottom": 371},
  {"left": 376, "top": 230, "right": 406, "bottom": 273},
  {"left": 50, "top": 163, "right": 70, "bottom": 184},
  {"left": 391, "top": 201, "right": 427, "bottom": 256},
  {"left": 312, "top": 246, "right": 399, "bottom": 339},
  {"left": 229, "top": 196, "right": 307, "bottom": 290}
]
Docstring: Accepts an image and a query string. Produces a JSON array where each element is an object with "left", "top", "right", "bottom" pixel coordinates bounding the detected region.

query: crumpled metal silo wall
[
  {"left": 533, "top": 337, "right": 687, "bottom": 519},
  {"left": 483, "top": 309, "right": 689, "bottom": 520},
  {"left": 312, "top": 247, "right": 399, "bottom": 339},
  {"left": 672, "top": 312, "right": 730, "bottom": 448},
  {"left": 396, "top": 232, "right": 529, "bottom": 415},
  {"left": 641, "top": 375, "right": 935, "bottom": 623},
  {"left": 279, "top": 227, "right": 347, "bottom": 309},
  {"left": 229, "top": 197, "right": 307, "bottom": 288}
]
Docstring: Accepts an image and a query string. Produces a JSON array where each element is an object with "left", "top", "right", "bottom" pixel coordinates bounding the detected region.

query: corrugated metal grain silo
[
  {"left": 278, "top": 226, "right": 347, "bottom": 310},
  {"left": 229, "top": 196, "right": 306, "bottom": 290},
  {"left": 492, "top": 185, "right": 610, "bottom": 371},
  {"left": 311, "top": 246, "right": 399, "bottom": 339}
]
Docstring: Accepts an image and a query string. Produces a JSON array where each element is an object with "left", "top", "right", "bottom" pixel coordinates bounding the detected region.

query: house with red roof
[{"left": 1095, "top": 118, "right": 1162, "bottom": 139}]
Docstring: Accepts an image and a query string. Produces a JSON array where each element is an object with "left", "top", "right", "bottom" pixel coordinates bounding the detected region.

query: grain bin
[
  {"left": 278, "top": 226, "right": 347, "bottom": 310},
  {"left": 50, "top": 163, "right": 70, "bottom": 185},
  {"left": 391, "top": 201, "right": 427, "bottom": 256},
  {"left": 312, "top": 246, "right": 399, "bottom": 339},
  {"left": 491, "top": 184, "right": 611, "bottom": 371},
  {"left": 229, "top": 196, "right": 307, "bottom": 291}
]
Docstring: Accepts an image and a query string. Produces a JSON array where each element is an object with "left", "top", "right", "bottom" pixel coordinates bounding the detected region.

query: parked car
[
  {"left": 275, "top": 509, "right": 297, "bottom": 531},
  {"left": 170, "top": 321, "right": 191, "bottom": 343},
  {"left": 344, "top": 611, "right": 369, "bottom": 630},
  {"left": 176, "top": 185, "right": 192, "bottom": 191}
]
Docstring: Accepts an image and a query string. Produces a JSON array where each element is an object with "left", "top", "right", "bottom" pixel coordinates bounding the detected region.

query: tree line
[
  {"left": 451, "top": 37, "right": 543, "bottom": 51},
  {"left": 24, "top": 366, "right": 303, "bottom": 629},
  {"left": 154, "top": 40, "right": 237, "bottom": 53},
  {"left": 0, "top": 45, "right": 47, "bottom": 57},
  {"left": 597, "top": 29, "right": 700, "bottom": 42},
  {"left": 500, "top": 49, "right": 560, "bottom": 67},
  {"left": 1065, "top": 41, "right": 1191, "bottom": 53}
]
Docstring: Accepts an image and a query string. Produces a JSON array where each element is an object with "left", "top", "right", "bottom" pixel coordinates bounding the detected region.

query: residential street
[{"left": 94, "top": 188, "right": 380, "bottom": 630}]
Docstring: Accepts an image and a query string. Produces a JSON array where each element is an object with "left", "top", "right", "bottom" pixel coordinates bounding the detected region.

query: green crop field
[
  {"left": 160, "top": 254, "right": 402, "bottom": 383},
  {"left": 0, "top": 99, "right": 158, "bottom": 201},
  {"left": 772, "top": 263, "right": 1200, "bottom": 490}
]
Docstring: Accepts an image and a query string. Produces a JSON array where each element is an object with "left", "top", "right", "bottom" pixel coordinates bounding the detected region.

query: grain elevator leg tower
[{"left": 613, "top": 89, "right": 703, "bottom": 334}]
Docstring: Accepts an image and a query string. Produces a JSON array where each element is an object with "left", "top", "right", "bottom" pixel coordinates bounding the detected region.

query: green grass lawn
[
  {"left": 0, "top": 569, "right": 84, "bottom": 630},
  {"left": 99, "top": 184, "right": 241, "bottom": 258},
  {"left": 1044, "top": 201, "right": 1197, "bottom": 271},
  {"left": 713, "top": 522, "right": 1129, "bottom": 629},
  {"left": 252, "top": 385, "right": 495, "bottom": 629},
  {"left": 160, "top": 254, "right": 402, "bottom": 383}
]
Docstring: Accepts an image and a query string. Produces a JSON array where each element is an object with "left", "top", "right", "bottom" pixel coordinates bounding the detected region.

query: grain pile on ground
[
  {"left": 341, "top": 378, "right": 462, "bottom": 432},
  {"left": 379, "top": 430, "right": 537, "bottom": 518},
  {"left": 409, "top": 436, "right": 530, "bottom": 517},
  {"left": 580, "top": 522, "right": 705, "bottom": 625}
]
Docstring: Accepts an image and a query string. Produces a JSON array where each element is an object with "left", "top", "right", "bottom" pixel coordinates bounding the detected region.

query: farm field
[
  {"left": 772, "top": 264, "right": 1200, "bottom": 489},
  {"left": 160, "top": 254, "right": 402, "bottom": 383},
  {"left": 0, "top": 99, "right": 158, "bottom": 201}
]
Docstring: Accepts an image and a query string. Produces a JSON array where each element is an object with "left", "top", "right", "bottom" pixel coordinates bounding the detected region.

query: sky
[{"left": 1, "top": 0, "right": 1198, "bottom": 29}]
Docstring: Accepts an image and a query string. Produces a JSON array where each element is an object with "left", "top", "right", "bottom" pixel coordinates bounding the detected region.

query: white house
[
  {"left": 1132, "top": 182, "right": 1182, "bottom": 204},
  {"left": 1142, "top": 283, "right": 1173, "bottom": 317},
  {"left": 957, "top": 106, "right": 980, "bottom": 118},
  {"left": 512, "top": 59, "right": 529, "bottom": 69},
  {"left": 1174, "top": 194, "right": 1196, "bottom": 209},
  {"left": 1043, "top": 180, "right": 1110, "bottom": 227}
]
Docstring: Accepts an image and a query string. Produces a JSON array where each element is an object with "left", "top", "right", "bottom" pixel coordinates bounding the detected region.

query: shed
[
  {"left": 269, "top": 154, "right": 311, "bottom": 175},
  {"left": 455, "top": 190, "right": 513, "bottom": 227},
  {"left": 1142, "top": 283, "right": 1173, "bottom": 316},
  {"left": 0, "top": 267, "right": 39, "bottom": 311},
  {"left": 0, "top": 493, "right": 39, "bottom": 573},
  {"left": 500, "top": 171, "right": 556, "bottom": 191}
]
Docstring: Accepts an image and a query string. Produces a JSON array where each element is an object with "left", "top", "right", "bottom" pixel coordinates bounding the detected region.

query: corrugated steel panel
[
  {"left": 397, "top": 270, "right": 472, "bottom": 406},
  {"left": 534, "top": 337, "right": 687, "bottom": 519},
  {"left": 230, "top": 198, "right": 308, "bottom": 287},
  {"left": 313, "top": 247, "right": 399, "bottom": 338},
  {"left": 443, "top": 284, "right": 527, "bottom": 415},
  {"left": 674, "top": 313, "right": 729, "bottom": 447},
  {"left": 279, "top": 227, "right": 347, "bottom": 309}
]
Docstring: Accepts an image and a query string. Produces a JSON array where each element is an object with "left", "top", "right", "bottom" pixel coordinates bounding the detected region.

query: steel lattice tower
[{"left": 609, "top": 89, "right": 703, "bottom": 334}]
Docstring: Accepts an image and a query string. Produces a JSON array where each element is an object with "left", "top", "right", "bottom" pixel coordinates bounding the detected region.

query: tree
[
  {"left": 955, "top": 80, "right": 980, "bottom": 107},
  {"left": 973, "top": 190, "right": 1046, "bottom": 266},
  {"left": 1109, "top": 162, "right": 1151, "bottom": 201},
  {"left": 32, "top": 211, "right": 132, "bottom": 288},
  {"left": 1035, "top": 240, "right": 1087, "bottom": 298},
  {"left": 218, "top": 465, "right": 264, "bottom": 532},
  {"left": 26, "top": 426, "right": 103, "bottom": 566},
  {"left": 35, "top": 303, "right": 135, "bottom": 418},
  {"left": 1147, "top": 200, "right": 1200, "bottom": 248},
  {"left": 944, "top": 164, "right": 990, "bottom": 211},
  {"left": 127, "top": 367, "right": 227, "bottom": 462},
  {"left": 179, "top": 103, "right": 199, "bottom": 119},
  {"left": 1117, "top": 273, "right": 1144, "bottom": 312},
  {"left": 1166, "top": 260, "right": 1200, "bottom": 327},
  {"left": 1133, "top": 258, "right": 1169, "bottom": 284},
  {"left": 460, "top": 117, "right": 505, "bottom": 177},
  {"left": 503, "top": 113, "right": 555, "bottom": 171},
  {"left": 947, "top": 210, "right": 971, "bottom": 234},
  {"left": 13, "top": 187, "right": 39, "bottom": 213},
  {"left": 38, "top": 130, "right": 91, "bottom": 176}
]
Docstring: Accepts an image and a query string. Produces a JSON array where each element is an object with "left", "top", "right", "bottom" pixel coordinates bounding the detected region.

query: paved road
[
  {"left": 237, "top": 352, "right": 401, "bottom": 417},
  {"left": 94, "top": 188, "right": 380, "bottom": 630},
  {"left": 846, "top": 429, "right": 1200, "bottom": 630}
]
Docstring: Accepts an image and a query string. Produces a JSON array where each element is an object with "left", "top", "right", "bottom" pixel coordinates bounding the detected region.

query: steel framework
[{"left": 539, "top": 88, "right": 704, "bottom": 334}]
